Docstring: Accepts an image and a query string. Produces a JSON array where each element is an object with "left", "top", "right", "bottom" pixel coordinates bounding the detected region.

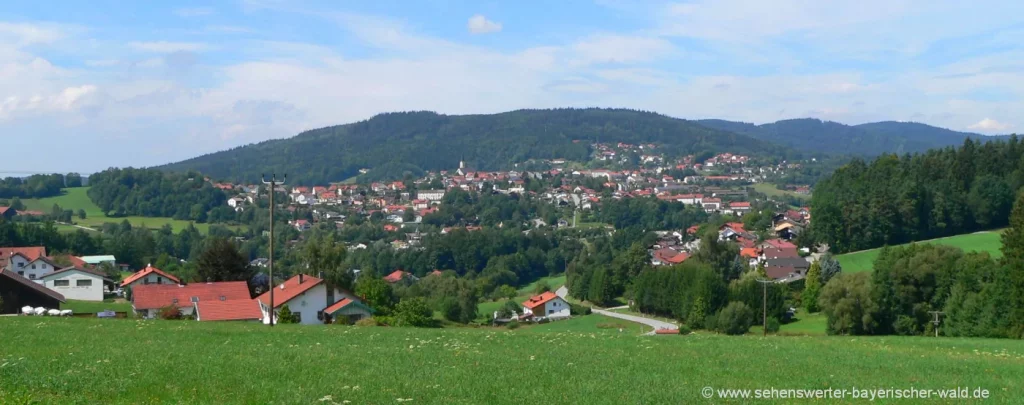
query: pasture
[
  {"left": 835, "top": 230, "right": 1004, "bottom": 273},
  {"left": 1, "top": 317, "right": 1022, "bottom": 404},
  {"left": 20, "top": 187, "right": 243, "bottom": 234}
]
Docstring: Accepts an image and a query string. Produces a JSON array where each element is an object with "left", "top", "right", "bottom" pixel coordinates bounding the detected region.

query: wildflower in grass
[{"left": 319, "top": 395, "right": 334, "bottom": 402}]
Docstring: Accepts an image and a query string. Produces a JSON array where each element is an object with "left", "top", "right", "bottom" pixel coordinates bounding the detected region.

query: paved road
[{"left": 592, "top": 307, "right": 679, "bottom": 335}]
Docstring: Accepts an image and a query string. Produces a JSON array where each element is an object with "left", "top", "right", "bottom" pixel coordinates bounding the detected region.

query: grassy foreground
[
  {"left": 836, "top": 230, "right": 1004, "bottom": 273},
  {"left": 2, "top": 317, "right": 1023, "bottom": 404},
  {"left": 21, "top": 187, "right": 242, "bottom": 234}
]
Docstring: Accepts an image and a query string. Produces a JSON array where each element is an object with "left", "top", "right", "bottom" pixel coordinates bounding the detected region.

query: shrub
[
  {"left": 496, "top": 300, "right": 521, "bottom": 319},
  {"left": 354, "top": 318, "right": 379, "bottom": 327},
  {"left": 765, "top": 317, "right": 781, "bottom": 333},
  {"left": 394, "top": 297, "right": 434, "bottom": 327},
  {"left": 715, "top": 301, "right": 755, "bottom": 335},
  {"left": 277, "top": 304, "right": 297, "bottom": 324},
  {"left": 506, "top": 320, "right": 520, "bottom": 330},
  {"left": 704, "top": 313, "right": 719, "bottom": 332},
  {"left": 569, "top": 303, "right": 591, "bottom": 316},
  {"left": 534, "top": 281, "right": 551, "bottom": 294},
  {"left": 158, "top": 305, "right": 182, "bottom": 320},
  {"left": 676, "top": 325, "right": 692, "bottom": 335}
]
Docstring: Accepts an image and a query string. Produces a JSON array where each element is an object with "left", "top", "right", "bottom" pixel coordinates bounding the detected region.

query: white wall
[
  {"left": 20, "top": 259, "right": 55, "bottom": 282},
  {"left": 126, "top": 273, "right": 176, "bottom": 289},
  {"left": 43, "top": 270, "right": 104, "bottom": 301},
  {"left": 541, "top": 297, "right": 571, "bottom": 318},
  {"left": 260, "top": 285, "right": 360, "bottom": 325}
]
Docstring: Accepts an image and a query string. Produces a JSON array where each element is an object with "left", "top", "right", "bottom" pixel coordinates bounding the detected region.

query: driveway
[{"left": 592, "top": 307, "right": 679, "bottom": 336}]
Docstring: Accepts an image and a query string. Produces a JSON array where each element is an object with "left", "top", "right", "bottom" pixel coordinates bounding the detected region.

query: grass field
[
  {"left": 836, "top": 230, "right": 1004, "bottom": 273},
  {"left": 60, "top": 299, "right": 132, "bottom": 314},
  {"left": 522, "top": 313, "right": 652, "bottom": 335},
  {"left": 477, "top": 274, "right": 567, "bottom": 319},
  {"left": 753, "top": 183, "right": 810, "bottom": 199},
  {"left": 2, "top": 317, "right": 1022, "bottom": 404},
  {"left": 20, "top": 187, "right": 243, "bottom": 234}
]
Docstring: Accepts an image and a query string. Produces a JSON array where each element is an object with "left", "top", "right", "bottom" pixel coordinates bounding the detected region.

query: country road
[{"left": 592, "top": 307, "right": 679, "bottom": 336}]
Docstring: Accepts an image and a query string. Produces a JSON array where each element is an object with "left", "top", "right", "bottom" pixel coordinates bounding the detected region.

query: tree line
[
  {"left": 87, "top": 168, "right": 236, "bottom": 222},
  {"left": 811, "top": 136, "right": 1024, "bottom": 253},
  {"left": 0, "top": 173, "right": 81, "bottom": 199}
]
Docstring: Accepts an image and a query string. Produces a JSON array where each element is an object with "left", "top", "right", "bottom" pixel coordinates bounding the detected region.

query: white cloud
[
  {"left": 467, "top": 15, "right": 502, "bottom": 34},
  {"left": 967, "top": 118, "right": 1010, "bottom": 132},
  {"left": 571, "top": 34, "right": 674, "bottom": 65},
  {"left": 174, "top": 7, "right": 214, "bottom": 17},
  {"left": 0, "top": 22, "right": 68, "bottom": 45},
  {"left": 129, "top": 41, "right": 210, "bottom": 53}
]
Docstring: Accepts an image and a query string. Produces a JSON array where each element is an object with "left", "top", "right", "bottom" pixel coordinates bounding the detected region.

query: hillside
[
  {"left": 159, "top": 109, "right": 786, "bottom": 185},
  {"left": 2, "top": 317, "right": 1022, "bottom": 403},
  {"left": 836, "top": 230, "right": 1004, "bottom": 273},
  {"left": 697, "top": 118, "right": 1008, "bottom": 156}
]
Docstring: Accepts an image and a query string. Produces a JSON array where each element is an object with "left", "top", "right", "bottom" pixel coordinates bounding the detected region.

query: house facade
[
  {"left": 255, "top": 274, "right": 371, "bottom": 325},
  {"left": 522, "top": 291, "right": 570, "bottom": 319},
  {"left": 40, "top": 267, "right": 112, "bottom": 301},
  {"left": 121, "top": 265, "right": 181, "bottom": 290},
  {"left": 19, "top": 257, "right": 61, "bottom": 283}
]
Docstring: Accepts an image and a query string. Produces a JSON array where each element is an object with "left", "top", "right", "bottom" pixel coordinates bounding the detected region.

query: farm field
[
  {"left": 2, "top": 317, "right": 1023, "bottom": 404},
  {"left": 753, "top": 182, "right": 810, "bottom": 199},
  {"left": 20, "top": 187, "right": 243, "bottom": 234},
  {"left": 835, "top": 230, "right": 1004, "bottom": 273}
]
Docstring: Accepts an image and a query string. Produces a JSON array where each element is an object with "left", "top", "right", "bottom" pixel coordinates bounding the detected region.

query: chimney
[{"left": 299, "top": 274, "right": 304, "bottom": 284}]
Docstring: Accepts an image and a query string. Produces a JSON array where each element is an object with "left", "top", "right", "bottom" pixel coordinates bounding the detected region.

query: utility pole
[
  {"left": 261, "top": 174, "right": 285, "bottom": 326},
  {"left": 756, "top": 279, "right": 772, "bottom": 336},
  {"left": 928, "top": 311, "right": 945, "bottom": 337}
]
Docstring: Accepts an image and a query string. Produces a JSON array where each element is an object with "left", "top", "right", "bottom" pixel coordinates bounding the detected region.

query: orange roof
[
  {"left": 428, "top": 270, "right": 443, "bottom": 277},
  {"left": 0, "top": 246, "right": 47, "bottom": 261},
  {"left": 121, "top": 265, "right": 181, "bottom": 287},
  {"left": 522, "top": 291, "right": 560, "bottom": 309},
  {"left": 132, "top": 281, "right": 251, "bottom": 310},
  {"left": 255, "top": 274, "right": 323, "bottom": 308},
  {"left": 384, "top": 270, "right": 409, "bottom": 283},
  {"left": 740, "top": 247, "right": 759, "bottom": 258},
  {"left": 664, "top": 252, "right": 690, "bottom": 264},
  {"left": 195, "top": 299, "right": 262, "bottom": 321}
]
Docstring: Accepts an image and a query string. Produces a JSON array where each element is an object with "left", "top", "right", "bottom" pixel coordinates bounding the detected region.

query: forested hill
[
  {"left": 697, "top": 118, "right": 1008, "bottom": 156},
  {"left": 159, "top": 108, "right": 785, "bottom": 185}
]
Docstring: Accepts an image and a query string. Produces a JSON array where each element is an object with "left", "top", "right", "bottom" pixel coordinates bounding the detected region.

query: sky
[{"left": 1, "top": 0, "right": 1023, "bottom": 173}]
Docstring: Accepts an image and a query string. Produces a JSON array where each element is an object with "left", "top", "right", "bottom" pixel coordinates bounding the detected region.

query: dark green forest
[
  {"left": 87, "top": 168, "right": 234, "bottom": 222},
  {"left": 159, "top": 108, "right": 787, "bottom": 185},
  {"left": 810, "top": 137, "right": 1024, "bottom": 253},
  {"left": 697, "top": 118, "right": 1009, "bottom": 156},
  {"left": 0, "top": 174, "right": 80, "bottom": 199}
]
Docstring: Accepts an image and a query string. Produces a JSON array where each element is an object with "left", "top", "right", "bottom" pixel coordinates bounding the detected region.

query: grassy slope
[
  {"left": 753, "top": 183, "right": 810, "bottom": 199},
  {"left": 60, "top": 299, "right": 133, "bottom": 314},
  {"left": 2, "top": 317, "right": 1022, "bottom": 404},
  {"left": 836, "top": 230, "right": 1004, "bottom": 273},
  {"left": 477, "top": 274, "right": 567, "bottom": 318},
  {"left": 21, "top": 187, "right": 240, "bottom": 234}
]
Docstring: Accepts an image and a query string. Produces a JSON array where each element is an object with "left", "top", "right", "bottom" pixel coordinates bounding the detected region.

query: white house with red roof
[
  {"left": 131, "top": 281, "right": 252, "bottom": 319},
  {"left": 255, "top": 274, "right": 370, "bottom": 325},
  {"left": 121, "top": 265, "right": 181, "bottom": 290},
  {"left": 522, "top": 291, "right": 570, "bottom": 319}
]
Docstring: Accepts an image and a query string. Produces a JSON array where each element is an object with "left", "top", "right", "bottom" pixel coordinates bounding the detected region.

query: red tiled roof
[
  {"left": 384, "top": 270, "right": 409, "bottom": 283},
  {"left": 0, "top": 246, "right": 47, "bottom": 261},
  {"left": 0, "top": 267, "right": 65, "bottom": 302},
  {"left": 323, "top": 297, "right": 373, "bottom": 315},
  {"left": 68, "top": 256, "right": 88, "bottom": 268},
  {"left": 121, "top": 265, "right": 181, "bottom": 287},
  {"left": 522, "top": 291, "right": 559, "bottom": 309},
  {"left": 763, "top": 239, "right": 798, "bottom": 250},
  {"left": 255, "top": 274, "right": 323, "bottom": 308},
  {"left": 722, "top": 222, "right": 746, "bottom": 233},
  {"left": 195, "top": 299, "right": 262, "bottom": 321},
  {"left": 132, "top": 281, "right": 251, "bottom": 310},
  {"left": 664, "top": 252, "right": 690, "bottom": 264},
  {"left": 740, "top": 248, "right": 759, "bottom": 259},
  {"left": 765, "top": 266, "right": 797, "bottom": 280},
  {"left": 730, "top": 202, "right": 751, "bottom": 208},
  {"left": 762, "top": 247, "right": 800, "bottom": 259}
]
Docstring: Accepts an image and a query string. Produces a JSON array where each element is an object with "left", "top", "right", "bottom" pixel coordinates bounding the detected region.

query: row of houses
[{"left": 0, "top": 247, "right": 118, "bottom": 303}]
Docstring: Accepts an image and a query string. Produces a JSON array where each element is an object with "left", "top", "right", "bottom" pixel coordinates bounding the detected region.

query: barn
[{"left": 0, "top": 268, "right": 66, "bottom": 314}]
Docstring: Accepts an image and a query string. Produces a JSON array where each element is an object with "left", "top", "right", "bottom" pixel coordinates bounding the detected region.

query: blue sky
[{"left": 1, "top": 0, "right": 1022, "bottom": 173}]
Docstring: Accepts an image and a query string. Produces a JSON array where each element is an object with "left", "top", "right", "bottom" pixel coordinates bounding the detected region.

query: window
[
  {"left": 317, "top": 311, "right": 324, "bottom": 321},
  {"left": 548, "top": 309, "right": 554, "bottom": 314},
  {"left": 157, "top": 277, "right": 162, "bottom": 283},
  {"left": 42, "top": 264, "right": 47, "bottom": 269},
  {"left": 191, "top": 296, "right": 199, "bottom": 303},
  {"left": 293, "top": 313, "right": 302, "bottom": 323},
  {"left": 17, "top": 262, "right": 24, "bottom": 268},
  {"left": 29, "top": 274, "right": 36, "bottom": 280},
  {"left": 219, "top": 296, "right": 226, "bottom": 301},
  {"left": 77, "top": 279, "right": 92, "bottom": 287},
  {"left": 17, "top": 271, "right": 24, "bottom": 276},
  {"left": 54, "top": 280, "right": 70, "bottom": 287},
  {"left": 172, "top": 298, "right": 179, "bottom": 305},
  {"left": 31, "top": 264, "right": 36, "bottom": 269}
]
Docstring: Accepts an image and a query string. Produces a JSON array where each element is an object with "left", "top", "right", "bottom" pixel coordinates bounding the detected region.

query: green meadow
[
  {"left": 20, "top": 187, "right": 243, "bottom": 234},
  {"left": 835, "top": 230, "right": 1004, "bottom": 273},
  {"left": 1, "top": 317, "right": 1022, "bottom": 404},
  {"left": 477, "top": 274, "right": 566, "bottom": 319}
]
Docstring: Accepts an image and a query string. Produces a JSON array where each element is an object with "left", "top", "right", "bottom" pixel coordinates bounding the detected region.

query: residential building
[
  {"left": 255, "top": 274, "right": 370, "bottom": 325},
  {"left": 131, "top": 281, "right": 252, "bottom": 319},
  {"left": 121, "top": 265, "right": 181, "bottom": 289},
  {"left": 0, "top": 246, "right": 47, "bottom": 273},
  {"left": 78, "top": 255, "right": 117, "bottom": 267},
  {"left": 384, "top": 270, "right": 418, "bottom": 284},
  {"left": 40, "top": 266, "right": 114, "bottom": 301},
  {"left": 193, "top": 299, "right": 262, "bottom": 322},
  {"left": 521, "top": 291, "right": 570, "bottom": 319},
  {"left": 417, "top": 189, "right": 446, "bottom": 201},
  {"left": 19, "top": 256, "right": 61, "bottom": 282}
]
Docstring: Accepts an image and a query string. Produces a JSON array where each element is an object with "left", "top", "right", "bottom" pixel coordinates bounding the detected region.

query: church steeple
[{"left": 459, "top": 154, "right": 465, "bottom": 170}]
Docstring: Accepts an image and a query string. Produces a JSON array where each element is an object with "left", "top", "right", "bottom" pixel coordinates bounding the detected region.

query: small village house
[
  {"left": 40, "top": 266, "right": 114, "bottom": 301},
  {"left": 131, "top": 281, "right": 252, "bottom": 319},
  {"left": 121, "top": 265, "right": 181, "bottom": 290},
  {"left": 255, "top": 274, "right": 372, "bottom": 325},
  {"left": 521, "top": 291, "right": 570, "bottom": 319}
]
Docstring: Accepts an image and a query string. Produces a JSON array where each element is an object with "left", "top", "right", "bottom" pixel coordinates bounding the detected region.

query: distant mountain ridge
[
  {"left": 696, "top": 118, "right": 1010, "bottom": 156},
  {"left": 159, "top": 108, "right": 785, "bottom": 185}
]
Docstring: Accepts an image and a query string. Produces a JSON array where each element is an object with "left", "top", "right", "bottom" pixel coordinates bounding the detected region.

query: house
[
  {"left": 0, "top": 246, "right": 47, "bottom": 272},
  {"left": 728, "top": 201, "right": 752, "bottom": 214},
  {"left": 651, "top": 248, "right": 689, "bottom": 266},
  {"left": 384, "top": 270, "right": 418, "bottom": 284},
  {"left": 702, "top": 198, "right": 722, "bottom": 213},
  {"left": 292, "top": 219, "right": 311, "bottom": 231},
  {"left": 0, "top": 268, "right": 65, "bottom": 314},
  {"left": 521, "top": 291, "right": 570, "bottom": 319},
  {"left": 78, "top": 255, "right": 117, "bottom": 268},
  {"left": 418, "top": 189, "right": 446, "bottom": 201},
  {"left": 0, "top": 206, "right": 17, "bottom": 219},
  {"left": 121, "top": 265, "right": 181, "bottom": 289},
  {"left": 765, "top": 258, "right": 811, "bottom": 275},
  {"left": 193, "top": 299, "right": 262, "bottom": 322},
  {"left": 131, "top": 281, "right": 252, "bottom": 319},
  {"left": 255, "top": 274, "right": 371, "bottom": 325},
  {"left": 17, "top": 256, "right": 62, "bottom": 282},
  {"left": 40, "top": 266, "right": 114, "bottom": 301}
]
